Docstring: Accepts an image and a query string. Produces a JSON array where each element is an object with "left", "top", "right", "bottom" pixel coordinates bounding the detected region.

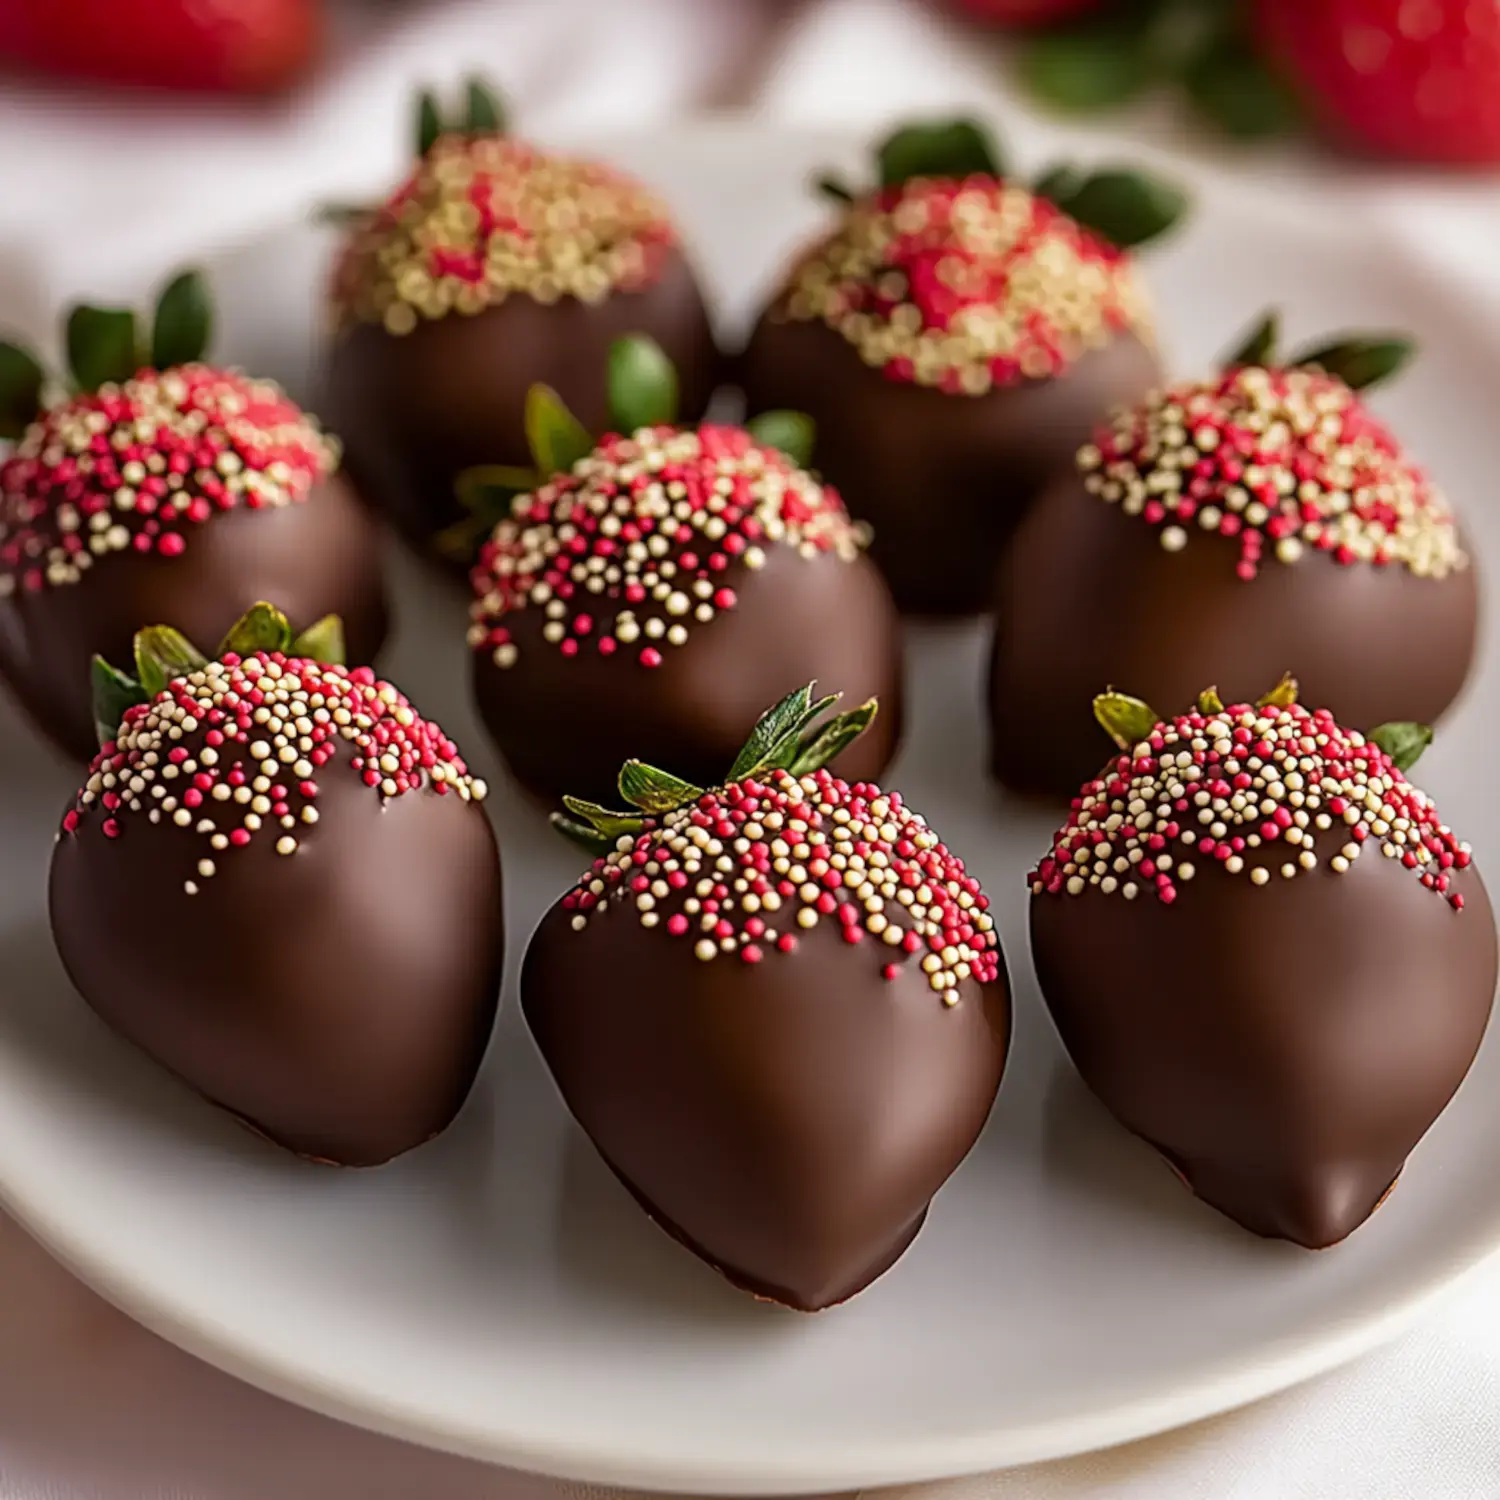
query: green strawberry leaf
[
  {"left": 728, "top": 684, "right": 820, "bottom": 781},
  {"left": 607, "top": 334, "right": 679, "bottom": 434},
  {"left": 561, "top": 795, "right": 645, "bottom": 841},
  {"left": 788, "top": 699, "right": 879, "bottom": 776},
  {"left": 416, "top": 88, "right": 444, "bottom": 156},
  {"left": 745, "top": 410, "right": 815, "bottom": 468},
  {"left": 1224, "top": 308, "right": 1280, "bottom": 370},
  {"left": 91, "top": 656, "right": 148, "bottom": 747},
  {"left": 464, "top": 76, "right": 506, "bottom": 135},
  {"left": 0, "top": 340, "right": 45, "bottom": 440},
  {"left": 288, "top": 614, "right": 346, "bottom": 666},
  {"left": 1094, "top": 691, "right": 1161, "bottom": 750},
  {"left": 218, "top": 602, "right": 293, "bottom": 659},
  {"left": 876, "top": 118, "right": 1004, "bottom": 188},
  {"left": 1056, "top": 169, "right": 1188, "bottom": 249},
  {"left": 1019, "top": 23, "right": 1157, "bottom": 112},
  {"left": 1291, "top": 336, "right": 1414, "bottom": 392},
  {"left": 1257, "top": 672, "right": 1300, "bottom": 709},
  {"left": 1184, "top": 36, "right": 1301, "bottom": 140},
  {"left": 1196, "top": 686, "right": 1226, "bottom": 715},
  {"left": 618, "top": 760, "right": 705, "bottom": 815},
  {"left": 551, "top": 813, "right": 619, "bottom": 859},
  {"left": 133, "top": 626, "right": 209, "bottom": 698},
  {"left": 150, "top": 268, "right": 214, "bottom": 371},
  {"left": 525, "top": 384, "right": 594, "bottom": 478},
  {"left": 1368, "top": 722, "right": 1433, "bottom": 773},
  {"left": 66, "top": 304, "right": 141, "bottom": 393}
]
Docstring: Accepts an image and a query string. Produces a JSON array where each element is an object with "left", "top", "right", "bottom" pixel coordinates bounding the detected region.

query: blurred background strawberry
[
  {"left": 1258, "top": 0, "right": 1500, "bottom": 165},
  {"left": 0, "top": 0, "right": 323, "bottom": 94}
]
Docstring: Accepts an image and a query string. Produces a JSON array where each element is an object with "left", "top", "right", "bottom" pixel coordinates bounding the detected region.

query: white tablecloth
[{"left": 3, "top": 1, "right": 1500, "bottom": 1495}]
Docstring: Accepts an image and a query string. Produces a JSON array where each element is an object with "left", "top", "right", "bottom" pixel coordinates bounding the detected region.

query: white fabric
[{"left": 3, "top": 1, "right": 1500, "bottom": 1494}]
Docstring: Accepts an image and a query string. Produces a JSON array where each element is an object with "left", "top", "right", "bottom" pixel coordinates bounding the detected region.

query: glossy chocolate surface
[
  {"left": 739, "top": 315, "right": 1160, "bottom": 616},
  {"left": 50, "top": 744, "right": 503, "bottom": 1166},
  {"left": 524, "top": 897, "right": 1010, "bottom": 1309},
  {"left": 989, "top": 472, "right": 1481, "bottom": 801},
  {"left": 1032, "top": 843, "right": 1497, "bottom": 1247},
  {"left": 324, "top": 249, "right": 721, "bottom": 554},
  {"left": 0, "top": 475, "right": 389, "bottom": 764},
  {"left": 473, "top": 544, "right": 904, "bottom": 809}
]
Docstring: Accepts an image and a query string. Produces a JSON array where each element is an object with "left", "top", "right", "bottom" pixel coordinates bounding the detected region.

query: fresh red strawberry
[
  {"left": 1257, "top": 0, "right": 1500, "bottom": 163},
  {"left": 948, "top": 0, "right": 1101, "bottom": 22},
  {"left": 0, "top": 0, "right": 322, "bottom": 95}
]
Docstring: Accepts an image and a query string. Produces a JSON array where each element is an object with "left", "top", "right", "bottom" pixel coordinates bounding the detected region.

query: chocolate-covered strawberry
[
  {"left": 524, "top": 687, "right": 1010, "bottom": 1310},
  {"left": 0, "top": 269, "right": 388, "bottom": 763},
  {"left": 466, "top": 337, "right": 902, "bottom": 807},
  {"left": 739, "top": 118, "right": 1185, "bottom": 615},
  {"left": 50, "top": 603, "right": 502, "bottom": 1168},
  {"left": 1030, "top": 682, "right": 1497, "bottom": 1248},
  {"left": 323, "top": 78, "right": 721, "bottom": 561},
  {"left": 990, "top": 314, "right": 1478, "bottom": 801}
]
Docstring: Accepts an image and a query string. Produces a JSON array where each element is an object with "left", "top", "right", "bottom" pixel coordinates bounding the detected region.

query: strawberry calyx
[
  {"left": 1093, "top": 675, "right": 1430, "bottom": 772},
  {"left": 551, "top": 683, "right": 880, "bottom": 857},
  {"left": 0, "top": 267, "right": 213, "bottom": 441},
  {"left": 439, "top": 335, "right": 814, "bottom": 564},
  {"left": 90, "top": 602, "right": 345, "bottom": 748},
  {"left": 812, "top": 116, "right": 1186, "bottom": 250},
  {"left": 1221, "top": 308, "right": 1415, "bottom": 392}
]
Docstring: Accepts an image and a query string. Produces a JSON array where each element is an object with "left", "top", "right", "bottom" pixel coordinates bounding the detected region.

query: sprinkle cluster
[
  {"left": 332, "top": 135, "right": 678, "bottom": 335},
  {"left": 468, "top": 425, "right": 864, "bottom": 670},
  {"left": 1030, "top": 702, "right": 1471, "bottom": 909},
  {"left": 61, "top": 653, "right": 486, "bottom": 894},
  {"left": 0, "top": 366, "right": 338, "bottom": 599},
  {"left": 564, "top": 768, "right": 1001, "bottom": 1000},
  {"left": 774, "top": 176, "right": 1148, "bottom": 394},
  {"left": 1079, "top": 365, "right": 1466, "bottom": 580}
]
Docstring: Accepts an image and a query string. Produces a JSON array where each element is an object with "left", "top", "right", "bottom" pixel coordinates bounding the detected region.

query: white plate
[{"left": 1, "top": 126, "right": 1498, "bottom": 1495}]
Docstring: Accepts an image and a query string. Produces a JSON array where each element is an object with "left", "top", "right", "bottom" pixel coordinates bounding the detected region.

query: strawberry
[
  {"left": 0, "top": 0, "right": 322, "bottom": 95},
  {"left": 1257, "top": 0, "right": 1500, "bottom": 164},
  {"left": 948, "top": 0, "right": 1101, "bottom": 24},
  {"left": 525, "top": 687, "right": 1010, "bottom": 1310}
]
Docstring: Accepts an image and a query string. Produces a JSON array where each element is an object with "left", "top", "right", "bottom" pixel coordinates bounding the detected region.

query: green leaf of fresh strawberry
[
  {"left": 218, "top": 602, "right": 293, "bottom": 659},
  {"left": 150, "top": 268, "right": 214, "bottom": 371},
  {"left": 525, "top": 385, "right": 594, "bottom": 479},
  {"left": 1224, "top": 309, "right": 1281, "bottom": 370},
  {"left": 1094, "top": 691, "right": 1161, "bottom": 749},
  {"left": 618, "top": 761, "right": 706, "bottom": 815},
  {"left": 745, "top": 410, "right": 816, "bottom": 468},
  {"left": 0, "top": 341, "right": 45, "bottom": 441},
  {"left": 133, "top": 626, "right": 209, "bottom": 698},
  {"left": 66, "top": 304, "right": 141, "bottom": 393},
  {"left": 464, "top": 76, "right": 506, "bottom": 135},
  {"left": 91, "top": 656, "right": 148, "bottom": 747},
  {"left": 876, "top": 118, "right": 1005, "bottom": 188},
  {"left": 288, "top": 614, "right": 346, "bottom": 665},
  {"left": 1368, "top": 722, "right": 1433, "bottom": 773},
  {"left": 607, "top": 335, "right": 679, "bottom": 434}
]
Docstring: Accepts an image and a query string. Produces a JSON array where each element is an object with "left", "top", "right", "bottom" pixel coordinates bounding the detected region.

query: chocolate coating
[
  {"left": 50, "top": 744, "right": 504, "bottom": 1166},
  {"left": 0, "top": 475, "right": 389, "bottom": 764},
  {"left": 473, "top": 544, "right": 904, "bottom": 809},
  {"left": 1032, "top": 846, "right": 1497, "bottom": 1247},
  {"left": 739, "top": 315, "right": 1160, "bottom": 616},
  {"left": 989, "top": 473, "right": 1481, "bottom": 801},
  {"left": 524, "top": 899, "right": 1009, "bottom": 1309},
  {"left": 324, "top": 250, "right": 721, "bottom": 554}
]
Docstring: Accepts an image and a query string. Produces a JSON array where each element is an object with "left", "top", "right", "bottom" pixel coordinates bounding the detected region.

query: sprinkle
[
  {"left": 59, "top": 652, "right": 483, "bottom": 894},
  {"left": 333, "top": 135, "right": 677, "bottom": 333},
  {"left": 1082, "top": 365, "right": 1465, "bottom": 582},
  {"left": 1, "top": 368, "right": 338, "bottom": 596},
  {"left": 567, "top": 768, "right": 1000, "bottom": 999},
  {"left": 1030, "top": 700, "right": 1470, "bottom": 908},
  {"left": 469, "top": 426, "right": 863, "bottom": 670},
  {"left": 776, "top": 176, "right": 1149, "bottom": 393}
]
